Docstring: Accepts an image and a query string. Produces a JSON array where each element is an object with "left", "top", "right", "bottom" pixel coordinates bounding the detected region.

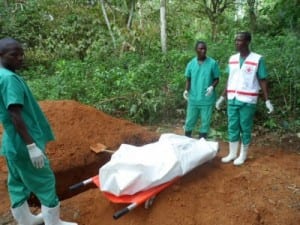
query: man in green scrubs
[
  {"left": 0, "top": 38, "right": 77, "bottom": 224},
  {"left": 183, "top": 41, "right": 220, "bottom": 139},
  {"left": 216, "top": 32, "right": 274, "bottom": 166}
]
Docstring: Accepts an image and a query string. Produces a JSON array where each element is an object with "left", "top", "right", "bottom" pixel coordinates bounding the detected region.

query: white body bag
[{"left": 99, "top": 133, "right": 218, "bottom": 196}]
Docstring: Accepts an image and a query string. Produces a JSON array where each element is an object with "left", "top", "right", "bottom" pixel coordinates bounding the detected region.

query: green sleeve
[
  {"left": 2, "top": 75, "right": 24, "bottom": 109},
  {"left": 213, "top": 61, "right": 220, "bottom": 79},
  {"left": 226, "top": 65, "right": 229, "bottom": 75},
  {"left": 184, "top": 62, "right": 191, "bottom": 78},
  {"left": 257, "top": 57, "right": 268, "bottom": 79}
]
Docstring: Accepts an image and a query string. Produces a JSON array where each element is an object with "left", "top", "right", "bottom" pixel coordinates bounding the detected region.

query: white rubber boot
[
  {"left": 11, "top": 201, "right": 43, "bottom": 225},
  {"left": 221, "top": 141, "right": 239, "bottom": 163},
  {"left": 42, "top": 203, "right": 77, "bottom": 225},
  {"left": 233, "top": 144, "right": 249, "bottom": 166}
]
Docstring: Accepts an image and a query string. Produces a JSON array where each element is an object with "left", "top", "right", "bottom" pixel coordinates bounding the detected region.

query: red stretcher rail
[{"left": 69, "top": 175, "right": 179, "bottom": 219}]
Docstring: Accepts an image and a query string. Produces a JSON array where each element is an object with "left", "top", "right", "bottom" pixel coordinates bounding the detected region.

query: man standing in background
[
  {"left": 216, "top": 32, "right": 274, "bottom": 166},
  {"left": 183, "top": 41, "right": 220, "bottom": 139}
]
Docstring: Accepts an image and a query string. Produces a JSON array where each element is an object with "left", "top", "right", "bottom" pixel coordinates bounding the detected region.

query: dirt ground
[{"left": 0, "top": 100, "right": 299, "bottom": 225}]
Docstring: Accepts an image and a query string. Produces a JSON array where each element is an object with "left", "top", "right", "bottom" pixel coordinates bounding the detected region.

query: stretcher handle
[
  {"left": 113, "top": 203, "right": 137, "bottom": 220},
  {"left": 69, "top": 178, "right": 93, "bottom": 191},
  {"left": 113, "top": 208, "right": 129, "bottom": 219},
  {"left": 69, "top": 182, "right": 84, "bottom": 191}
]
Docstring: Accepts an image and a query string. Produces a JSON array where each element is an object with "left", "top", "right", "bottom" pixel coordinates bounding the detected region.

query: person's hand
[
  {"left": 183, "top": 90, "right": 189, "bottom": 101},
  {"left": 265, "top": 100, "right": 274, "bottom": 114},
  {"left": 215, "top": 96, "right": 225, "bottom": 110},
  {"left": 205, "top": 86, "right": 214, "bottom": 96},
  {"left": 27, "top": 143, "right": 46, "bottom": 168}
]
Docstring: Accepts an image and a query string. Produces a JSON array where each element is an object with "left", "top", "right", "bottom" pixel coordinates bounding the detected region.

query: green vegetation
[{"left": 1, "top": 0, "right": 299, "bottom": 137}]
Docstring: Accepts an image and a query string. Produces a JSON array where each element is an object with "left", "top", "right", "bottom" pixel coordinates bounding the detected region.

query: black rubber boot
[
  {"left": 185, "top": 131, "right": 192, "bottom": 137},
  {"left": 199, "top": 133, "right": 207, "bottom": 139}
]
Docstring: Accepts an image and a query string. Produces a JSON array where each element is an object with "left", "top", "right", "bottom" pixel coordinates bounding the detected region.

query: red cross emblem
[{"left": 245, "top": 67, "right": 252, "bottom": 73}]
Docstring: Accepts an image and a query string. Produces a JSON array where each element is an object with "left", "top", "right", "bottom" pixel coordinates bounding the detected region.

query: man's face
[
  {"left": 196, "top": 43, "right": 207, "bottom": 59},
  {"left": 0, "top": 43, "right": 24, "bottom": 71},
  {"left": 235, "top": 34, "right": 248, "bottom": 52}
]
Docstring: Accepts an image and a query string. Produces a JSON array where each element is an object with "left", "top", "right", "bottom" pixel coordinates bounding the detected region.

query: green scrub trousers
[
  {"left": 6, "top": 157, "right": 59, "bottom": 208},
  {"left": 227, "top": 99, "right": 256, "bottom": 145},
  {"left": 185, "top": 103, "right": 213, "bottom": 133}
]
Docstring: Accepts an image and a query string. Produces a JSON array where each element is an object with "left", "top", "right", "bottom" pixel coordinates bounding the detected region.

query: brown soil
[{"left": 0, "top": 100, "right": 299, "bottom": 225}]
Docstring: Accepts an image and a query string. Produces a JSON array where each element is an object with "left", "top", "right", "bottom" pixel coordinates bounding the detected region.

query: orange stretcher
[{"left": 69, "top": 175, "right": 179, "bottom": 219}]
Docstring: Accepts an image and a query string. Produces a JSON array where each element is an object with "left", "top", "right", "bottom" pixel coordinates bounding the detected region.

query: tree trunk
[
  {"left": 3, "top": 0, "right": 8, "bottom": 7},
  {"left": 100, "top": 0, "right": 116, "bottom": 49},
  {"left": 127, "top": 0, "right": 135, "bottom": 30},
  {"left": 247, "top": 0, "right": 257, "bottom": 33},
  {"left": 211, "top": 20, "right": 218, "bottom": 42},
  {"left": 199, "top": 0, "right": 233, "bottom": 41},
  {"left": 136, "top": 0, "right": 143, "bottom": 29},
  {"left": 160, "top": 0, "right": 167, "bottom": 53}
]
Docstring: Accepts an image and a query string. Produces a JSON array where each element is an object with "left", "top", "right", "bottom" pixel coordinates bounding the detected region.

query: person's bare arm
[
  {"left": 185, "top": 78, "right": 191, "bottom": 91},
  {"left": 258, "top": 79, "right": 269, "bottom": 101},
  {"left": 211, "top": 78, "right": 219, "bottom": 88},
  {"left": 8, "top": 104, "right": 34, "bottom": 145}
]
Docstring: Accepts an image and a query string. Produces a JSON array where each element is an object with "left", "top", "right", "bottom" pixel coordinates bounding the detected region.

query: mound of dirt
[
  {"left": 0, "top": 100, "right": 159, "bottom": 211},
  {"left": 0, "top": 100, "right": 299, "bottom": 225},
  {"left": 40, "top": 100, "right": 159, "bottom": 200}
]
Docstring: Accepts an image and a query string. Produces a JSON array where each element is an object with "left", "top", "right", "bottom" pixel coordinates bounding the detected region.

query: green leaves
[{"left": 1, "top": 0, "right": 299, "bottom": 134}]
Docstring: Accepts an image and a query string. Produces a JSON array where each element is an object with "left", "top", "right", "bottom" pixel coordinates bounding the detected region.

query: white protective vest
[{"left": 227, "top": 52, "right": 261, "bottom": 104}]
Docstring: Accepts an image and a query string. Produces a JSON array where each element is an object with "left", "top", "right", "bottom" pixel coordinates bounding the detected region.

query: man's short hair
[
  {"left": 237, "top": 32, "right": 251, "bottom": 42},
  {"left": 195, "top": 40, "right": 207, "bottom": 49},
  {"left": 0, "top": 37, "right": 20, "bottom": 54}
]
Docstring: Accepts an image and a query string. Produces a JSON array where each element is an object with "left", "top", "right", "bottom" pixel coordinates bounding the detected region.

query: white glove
[
  {"left": 27, "top": 143, "right": 46, "bottom": 168},
  {"left": 183, "top": 90, "right": 189, "bottom": 101},
  {"left": 205, "top": 86, "right": 214, "bottom": 96},
  {"left": 265, "top": 100, "right": 274, "bottom": 114},
  {"left": 215, "top": 96, "right": 225, "bottom": 110}
]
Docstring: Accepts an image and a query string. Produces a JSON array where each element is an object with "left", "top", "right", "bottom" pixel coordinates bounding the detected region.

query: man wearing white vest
[{"left": 215, "top": 32, "right": 274, "bottom": 166}]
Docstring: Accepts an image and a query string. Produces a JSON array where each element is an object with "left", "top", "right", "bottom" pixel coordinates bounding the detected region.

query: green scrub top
[
  {"left": 227, "top": 56, "right": 268, "bottom": 105},
  {"left": 0, "top": 68, "right": 54, "bottom": 160},
  {"left": 185, "top": 56, "right": 220, "bottom": 105}
]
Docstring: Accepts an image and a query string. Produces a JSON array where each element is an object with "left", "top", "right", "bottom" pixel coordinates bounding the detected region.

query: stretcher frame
[{"left": 69, "top": 175, "right": 179, "bottom": 219}]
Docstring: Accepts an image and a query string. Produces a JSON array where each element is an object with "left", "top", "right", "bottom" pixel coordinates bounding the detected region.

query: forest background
[{"left": 0, "top": 0, "right": 299, "bottom": 140}]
